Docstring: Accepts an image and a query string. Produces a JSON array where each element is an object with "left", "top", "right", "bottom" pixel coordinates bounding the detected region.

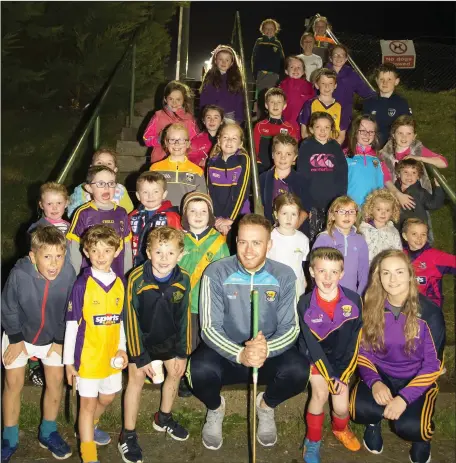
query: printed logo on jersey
[
  {"left": 227, "top": 291, "right": 238, "bottom": 300},
  {"left": 342, "top": 305, "right": 352, "bottom": 317},
  {"left": 119, "top": 220, "right": 125, "bottom": 233},
  {"left": 388, "top": 108, "right": 396, "bottom": 117},
  {"left": 416, "top": 276, "right": 427, "bottom": 285},
  {"left": 279, "top": 128, "right": 289, "bottom": 135},
  {"left": 186, "top": 173, "right": 194, "bottom": 183},
  {"left": 311, "top": 314, "right": 323, "bottom": 324},
  {"left": 163, "top": 173, "right": 172, "bottom": 179},
  {"left": 309, "top": 153, "right": 334, "bottom": 170},
  {"left": 419, "top": 262, "right": 427, "bottom": 269},
  {"left": 68, "top": 301, "right": 73, "bottom": 312},
  {"left": 371, "top": 111, "right": 377, "bottom": 115},
  {"left": 172, "top": 291, "right": 184, "bottom": 303},
  {"left": 265, "top": 290, "right": 277, "bottom": 302},
  {"left": 232, "top": 172, "right": 238, "bottom": 182},
  {"left": 93, "top": 314, "right": 121, "bottom": 325}
]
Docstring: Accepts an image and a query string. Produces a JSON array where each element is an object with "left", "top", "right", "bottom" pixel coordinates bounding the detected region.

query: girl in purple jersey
[{"left": 350, "top": 249, "right": 445, "bottom": 463}]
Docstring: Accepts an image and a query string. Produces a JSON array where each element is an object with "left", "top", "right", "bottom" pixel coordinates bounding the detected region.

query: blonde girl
[
  {"left": 267, "top": 193, "right": 310, "bottom": 296},
  {"left": 313, "top": 196, "right": 369, "bottom": 295},
  {"left": 199, "top": 45, "right": 245, "bottom": 124},
  {"left": 350, "top": 250, "right": 445, "bottom": 463},
  {"left": 67, "top": 148, "right": 134, "bottom": 217},
  {"left": 206, "top": 123, "right": 251, "bottom": 237},
  {"left": 143, "top": 80, "right": 198, "bottom": 163},
  {"left": 359, "top": 189, "right": 402, "bottom": 264}
]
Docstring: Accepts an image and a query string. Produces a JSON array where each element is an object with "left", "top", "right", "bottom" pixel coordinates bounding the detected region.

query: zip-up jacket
[
  {"left": 251, "top": 35, "right": 285, "bottom": 78},
  {"left": 1, "top": 256, "right": 76, "bottom": 345},
  {"left": 253, "top": 117, "right": 298, "bottom": 172},
  {"left": 207, "top": 150, "right": 251, "bottom": 219},
  {"left": 124, "top": 262, "right": 190, "bottom": 367},
  {"left": 299, "top": 96, "right": 350, "bottom": 132},
  {"left": 298, "top": 286, "right": 362, "bottom": 392},
  {"left": 313, "top": 227, "right": 369, "bottom": 295},
  {"left": 405, "top": 243, "right": 456, "bottom": 308},
  {"left": 129, "top": 201, "right": 182, "bottom": 267},
  {"left": 143, "top": 107, "right": 199, "bottom": 163},
  {"left": 345, "top": 144, "right": 388, "bottom": 206},
  {"left": 150, "top": 157, "right": 207, "bottom": 208},
  {"left": 199, "top": 255, "right": 300, "bottom": 363},
  {"left": 188, "top": 131, "right": 217, "bottom": 168},
  {"left": 359, "top": 220, "right": 402, "bottom": 265},
  {"left": 357, "top": 295, "right": 445, "bottom": 405},
  {"left": 279, "top": 76, "right": 315, "bottom": 137},
  {"left": 297, "top": 138, "right": 348, "bottom": 209}
]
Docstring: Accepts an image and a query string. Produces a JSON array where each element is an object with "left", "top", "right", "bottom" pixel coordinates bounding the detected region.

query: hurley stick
[{"left": 251, "top": 290, "right": 259, "bottom": 463}]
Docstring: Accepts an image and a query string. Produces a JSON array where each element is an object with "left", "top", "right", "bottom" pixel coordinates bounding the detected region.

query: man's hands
[
  {"left": 3, "top": 341, "right": 27, "bottom": 366},
  {"left": 239, "top": 331, "right": 268, "bottom": 368},
  {"left": 372, "top": 381, "right": 393, "bottom": 406}
]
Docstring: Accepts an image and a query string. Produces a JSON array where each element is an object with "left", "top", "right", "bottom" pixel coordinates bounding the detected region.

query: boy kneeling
[
  {"left": 118, "top": 227, "right": 190, "bottom": 463},
  {"left": 1, "top": 227, "right": 76, "bottom": 462}
]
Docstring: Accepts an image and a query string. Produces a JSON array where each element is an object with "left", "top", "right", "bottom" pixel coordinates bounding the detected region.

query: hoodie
[
  {"left": 313, "top": 226, "right": 369, "bottom": 294},
  {"left": 1, "top": 256, "right": 76, "bottom": 345}
]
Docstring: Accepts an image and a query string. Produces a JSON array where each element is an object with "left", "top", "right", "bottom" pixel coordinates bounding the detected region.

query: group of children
[{"left": 1, "top": 15, "right": 455, "bottom": 463}]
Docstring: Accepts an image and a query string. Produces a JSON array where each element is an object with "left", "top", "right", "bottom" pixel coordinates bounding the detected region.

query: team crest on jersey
[
  {"left": 416, "top": 276, "right": 427, "bottom": 285},
  {"left": 172, "top": 291, "right": 184, "bottom": 303},
  {"left": 311, "top": 314, "right": 323, "bottom": 324},
  {"left": 115, "top": 297, "right": 120, "bottom": 306},
  {"left": 341, "top": 305, "right": 352, "bottom": 317},
  {"left": 419, "top": 262, "right": 427, "bottom": 269},
  {"left": 206, "top": 251, "right": 214, "bottom": 262},
  {"left": 93, "top": 314, "right": 120, "bottom": 325},
  {"left": 280, "top": 128, "right": 289, "bottom": 135},
  {"left": 373, "top": 159, "right": 379, "bottom": 168},
  {"left": 227, "top": 291, "right": 238, "bottom": 300},
  {"left": 186, "top": 173, "right": 194, "bottom": 183},
  {"left": 265, "top": 290, "right": 277, "bottom": 302},
  {"left": 388, "top": 108, "right": 396, "bottom": 117},
  {"left": 68, "top": 301, "right": 73, "bottom": 312},
  {"left": 232, "top": 172, "right": 238, "bottom": 182},
  {"left": 119, "top": 220, "right": 124, "bottom": 233}
]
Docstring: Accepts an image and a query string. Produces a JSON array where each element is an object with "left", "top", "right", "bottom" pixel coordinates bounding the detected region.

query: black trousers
[
  {"left": 187, "top": 342, "right": 310, "bottom": 410},
  {"left": 349, "top": 374, "right": 438, "bottom": 443}
]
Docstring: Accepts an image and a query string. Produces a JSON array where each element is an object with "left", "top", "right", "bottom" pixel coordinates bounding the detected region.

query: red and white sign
[{"left": 380, "top": 40, "right": 416, "bottom": 69}]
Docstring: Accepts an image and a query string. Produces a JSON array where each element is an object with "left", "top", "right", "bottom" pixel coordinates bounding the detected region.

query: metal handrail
[
  {"left": 309, "top": 13, "right": 456, "bottom": 207},
  {"left": 232, "top": 11, "right": 264, "bottom": 216},
  {"left": 55, "top": 29, "right": 139, "bottom": 184}
]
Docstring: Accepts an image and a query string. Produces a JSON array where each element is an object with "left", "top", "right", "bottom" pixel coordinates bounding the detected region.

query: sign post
[{"left": 380, "top": 40, "right": 416, "bottom": 69}]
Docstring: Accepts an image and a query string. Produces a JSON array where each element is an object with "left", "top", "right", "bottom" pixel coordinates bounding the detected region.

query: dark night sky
[{"left": 165, "top": 1, "right": 456, "bottom": 79}]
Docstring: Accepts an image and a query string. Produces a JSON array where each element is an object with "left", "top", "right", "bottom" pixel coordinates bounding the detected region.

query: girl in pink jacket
[
  {"left": 279, "top": 56, "right": 315, "bottom": 138},
  {"left": 143, "top": 80, "right": 199, "bottom": 164}
]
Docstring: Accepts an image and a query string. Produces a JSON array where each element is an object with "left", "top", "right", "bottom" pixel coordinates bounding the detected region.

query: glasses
[
  {"left": 332, "top": 53, "right": 347, "bottom": 59},
  {"left": 167, "top": 138, "right": 189, "bottom": 145},
  {"left": 358, "top": 129, "right": 376, "bottom": 137},
  {"left": 90, "top": 181, "right": 116, "bottom": 188},
  {"left": 335, "top": 209, "right": 357, "bottom": 216}
]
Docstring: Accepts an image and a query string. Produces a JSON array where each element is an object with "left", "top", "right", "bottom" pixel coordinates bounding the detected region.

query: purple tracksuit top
[{"left": 312, "top": 227, "right": 369, "bottom": 295}]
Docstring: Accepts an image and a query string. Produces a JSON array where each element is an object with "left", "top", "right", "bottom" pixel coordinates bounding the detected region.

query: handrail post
[
  {"left": 93, "top": 116, "right": 100, "bottom": 151},
  {"left": 129, "top": 43, "right": 136, "bottom": 128},
  {"left": 235, "top": 11, "right": 264, "bottom": 216}
]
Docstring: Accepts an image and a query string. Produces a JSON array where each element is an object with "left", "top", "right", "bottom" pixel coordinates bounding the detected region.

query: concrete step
[
  {"left": 121, "top": 126, "right": 140, "bottom": 142},
  {"left": 125, "top": 115, "right": 146, "bottom": 128},
  {"left": 116, "top": 154, "right": 147, "bottom": 173},
  {"left": 116, "top": 140, "right": 148, "bottom": 157}
]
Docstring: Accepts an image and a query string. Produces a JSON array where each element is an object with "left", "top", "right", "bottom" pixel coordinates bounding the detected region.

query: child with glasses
[
  {"left": 345, "top": 115, "right": 389, "bottom": 207},
  {"left": 150, "top": 123, "right": 206, "bottom": 209},
  {"left": 312, "top": 196, "right": 369, "bottom": 295},
  {"left": 67, "top": 165, "right": 132, "bottom": 277}
]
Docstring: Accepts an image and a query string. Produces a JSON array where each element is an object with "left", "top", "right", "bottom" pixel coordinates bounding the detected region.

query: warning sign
[{"left": 380, "top": 40, "right": 416, "bottom": 69}]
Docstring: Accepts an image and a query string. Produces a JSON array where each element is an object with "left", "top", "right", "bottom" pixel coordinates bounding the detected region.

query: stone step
[
  {"left": 116, "top": 140, "right": 148, "bottom": 157},
  {"left": 120, "top": 126, "right": 140, "bottom": 142},
  {"left": 116, "top": 154, "right": 147, "bottom": 173},
  {"left": 125, "top": 115, "right": 146, "bottom": 128}
]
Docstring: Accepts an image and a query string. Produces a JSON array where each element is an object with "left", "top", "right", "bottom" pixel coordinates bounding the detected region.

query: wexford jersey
[{"left": 66, "top": 269, "right": 125, "bottom": 379}]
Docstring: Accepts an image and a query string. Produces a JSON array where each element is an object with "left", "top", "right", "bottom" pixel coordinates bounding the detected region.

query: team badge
[
  {"left": 206, "top": 251, "right": 214, "bottom": 262},
  {"left": 371, "top": 110, "right": 377, "bottom": 115},
  {"left": 280, "top": 128, "right": 289, "bottom": 135},
  {"left": 373, "top": 159, "right": 379, "bottom": 168},
  {"left": 341, "top": 305, "right": 352, "bottom": 317},
  {"left": 416, "top": 276, "right": 427, "bottom": 285},
  {"left": 186, "top": 173, "right": 194, "bottom": 183},
  {"left": 419, "top": 262, "right": 427, "bottom": 269},
  {"left": 68, "top": 301, "right": 73, "bottom": 312},
  {"left": 265, "top": 290, "right": 277, "bottom": 302},
  {"left": 172, "top": 291, "right": 184, "bottom": 303},
  {"left": 388, "top": 108, "right": 396, "bottom": 117},
  {"left": 311, "top": 314, "right": 323, "bottom": 324},
  {"left": 228, "top": 291, "right": 238, "bottom": 300},
  {"left": 232, "top": 172, "right": 238, "bottom": 182},
  {"left": 119, "top": 220, "right": 124, "bottom": 233}
]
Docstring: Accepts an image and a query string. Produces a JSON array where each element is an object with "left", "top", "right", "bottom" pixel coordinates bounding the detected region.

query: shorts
[
  {"left": 76, "top": 373, "right": 122, "bottom": 398},
  {"left": 2, "top": 333, "right": 63, "bottom": 369}
]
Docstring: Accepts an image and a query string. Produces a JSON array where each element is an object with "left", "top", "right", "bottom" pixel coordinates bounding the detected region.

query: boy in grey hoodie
[{"left": 1, "top": 226, "right": 76, "bottom": 462}]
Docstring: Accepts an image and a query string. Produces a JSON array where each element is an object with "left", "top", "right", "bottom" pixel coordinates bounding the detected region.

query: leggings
[
  {"left": 349, "top": 375, "right": 438, "bottom": 442},
  {"left": 187, "top": 342, "right": 310, "bottom": 410}
]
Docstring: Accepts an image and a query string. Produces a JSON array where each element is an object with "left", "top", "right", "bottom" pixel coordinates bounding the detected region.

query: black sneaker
[
  {"left": 409, "top": 441, "right": 431, "bottom": 463},
  {"left": 363, "top": 422, "right": 383, "bottom": 454},
  {"left": 118, "top": 430, "right": 143, "bottom": 463},
  {"left": 153, "top": 412, "right": 189, "bottom": 441},
  {"left": 178, "top": 378, "right": 192, "bottom": 398}
]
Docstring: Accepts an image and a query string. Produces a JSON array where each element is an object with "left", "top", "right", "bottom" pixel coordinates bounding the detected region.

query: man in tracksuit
[{"left": 187, "top": 214, "right": 310, "bottom": 451}]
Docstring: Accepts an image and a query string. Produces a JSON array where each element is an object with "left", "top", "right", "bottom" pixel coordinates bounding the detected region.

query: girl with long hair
[{"left": 350, "top": 250, "right": 445, "bottom": 463}]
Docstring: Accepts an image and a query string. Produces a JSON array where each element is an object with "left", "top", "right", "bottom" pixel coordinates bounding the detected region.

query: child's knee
[
  {"left": 312, "top": 385, "right": 329, "bottom": 403},
  {"left": 80, "top": 396, "right": 98, "bottom": 413},
  {"left": 44, "top": 366, "right": 64, "bottom": 387},
  {"left": 98, "top": 393, "right": 116, "bottom": 407},
  {"left": 5, "top": 368, "right": 25, "bottom": 391}
]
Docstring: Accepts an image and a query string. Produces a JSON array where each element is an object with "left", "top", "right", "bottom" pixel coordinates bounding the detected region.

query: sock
[
  {"left": 306, "top": 412, "right": 325, "bottom": 442},
  {"left": 39, "top": 420, "right": 57, "bottom": 439},
  {"left": 80, "top": 441, "right": 97, "bottom": 463},
  {"left": 3, "top": 426, "right": 19, "bottom": 447},
  {"left": 332, "top": 414, "right": 349, "bottom": 432},
  {"left": 158, "top": 410, "right": 171, "bottom": 422},
  {"left": 93, "top": 419, "right": 99, "bottom": 428}
]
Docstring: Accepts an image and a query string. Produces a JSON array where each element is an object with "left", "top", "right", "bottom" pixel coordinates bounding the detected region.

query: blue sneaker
[
  {"left": 94, "top": 426, "right": 111, "bottom": 446},
  {"left": 1, "top": 439, "right": 18, "bottom": 462},
  {"left": 363, "top": 422, "right": 383, "bottom": 454},
  {"left": 38, "top": 431, "right": 72, "bottom": 460},
  {"left": 302, "top": 438, "right": 321, "bottom": 463},
  {"left": 409, "top": 441, "right": 431, "bottom": 463}
]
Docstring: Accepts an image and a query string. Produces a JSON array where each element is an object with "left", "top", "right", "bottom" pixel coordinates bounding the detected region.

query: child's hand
[
  {"left": 65, "top": 364, "right": 78, "bottom": 386},
  {"left": 47, "top": 343, "right": 63, "bottom": 358},
  {"left": 173, "top": 357, "right": 188, "bottom": 377},
  {"left": 372, "top": 381, "right": 393, "bottom": 406},
  {"left": 114, "top": 350, "right": 129, "bottom": 370},
  {"left": 397, "top": 192, "right": 416, "bottom": 210},
  {"left": 383, "top": 396, "right": 407, "bottom": 420},
  {"left": 3, "top": 341, "right": 27, "bottom": 366}
]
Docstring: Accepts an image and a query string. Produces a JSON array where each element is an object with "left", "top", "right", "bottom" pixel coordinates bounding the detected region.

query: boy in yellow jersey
[
  {"left": 119, "top": 227, "right": 190, "bottom": 463},
  {"left": 64, "top": 225, "right": 128, "bottom": 463}
]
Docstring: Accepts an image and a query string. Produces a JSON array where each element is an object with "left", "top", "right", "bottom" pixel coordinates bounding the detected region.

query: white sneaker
[
  {"left": 256, "top": 392, "right": 277, "bottom": 447},
  {"left": 202, "top": 396, "right": 225, "bottom": 450}
]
